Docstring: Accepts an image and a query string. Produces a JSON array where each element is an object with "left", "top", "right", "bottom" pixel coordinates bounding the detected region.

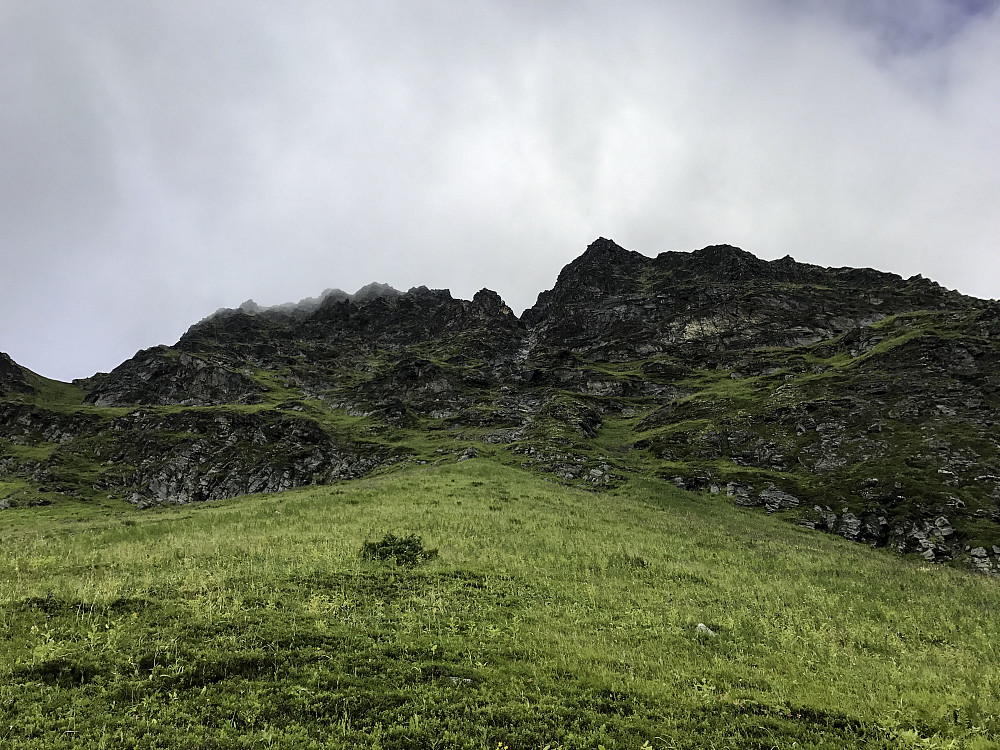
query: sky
[{"left": 1, "top": 0, "right": 999, "bottom": 382}]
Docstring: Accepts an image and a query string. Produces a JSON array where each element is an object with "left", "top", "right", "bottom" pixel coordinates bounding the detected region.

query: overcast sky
[{"left": 2, "top": 0, "right": 999, "bottom": 381}]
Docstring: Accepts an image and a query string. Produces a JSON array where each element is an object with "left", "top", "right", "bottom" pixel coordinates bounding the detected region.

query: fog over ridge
[{"left": 209, "top": 282, "right": 405, "bottom": 322}]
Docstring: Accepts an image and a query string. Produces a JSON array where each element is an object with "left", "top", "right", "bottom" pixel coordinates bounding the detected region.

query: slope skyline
[
  {"left": 4, "top": 239, "right": 982, "bottom": 384},
  {"left": 2, "top": 1, "right": 999, "bottom": 382}
]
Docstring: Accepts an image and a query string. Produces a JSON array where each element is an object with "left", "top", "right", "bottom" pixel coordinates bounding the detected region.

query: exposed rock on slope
[
  {"left": 524, "top": 238, "right": 961, "bottom": 360},
  {"left": 0, "top": 352, "right": 34, "bottom": 396},
  {"left": 84, "top": 348, "right": 266, "bottom": 407},
  {"left": 99, "top": 409, "right": 387, "bottom": 507}
]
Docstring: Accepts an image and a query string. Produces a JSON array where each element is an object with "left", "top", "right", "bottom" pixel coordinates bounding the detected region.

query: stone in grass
[
  {"left": 457, "top": 447, "right": 479, "bottom": 462},
  {"left": 695, "top": 623, "right": 716, "bottom": 637}
]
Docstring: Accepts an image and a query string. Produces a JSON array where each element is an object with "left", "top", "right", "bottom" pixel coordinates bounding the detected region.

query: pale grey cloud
[{"left": 1, "top": 0, "right": 998, "bottom": 381}]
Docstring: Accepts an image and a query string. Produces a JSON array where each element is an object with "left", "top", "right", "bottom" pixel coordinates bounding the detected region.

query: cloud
[
  {"left": 1, "top": 1, "right": 999, "bottom": 380},
  {"left": 791, "top": 0, "right": 1000, "bottom": 56}
]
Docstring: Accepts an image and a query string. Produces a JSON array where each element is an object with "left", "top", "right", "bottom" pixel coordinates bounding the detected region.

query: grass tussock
[{"left": 1, "top": 459, "right": 998, "bottom": 748}]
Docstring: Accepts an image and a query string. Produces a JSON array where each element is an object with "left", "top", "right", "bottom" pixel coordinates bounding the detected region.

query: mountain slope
[
  {"left": 2, "top": 239, "right": 1000, "bottom": 574},
  {"left": 1, "top": 459, "right": 998, "bottom": 748}
]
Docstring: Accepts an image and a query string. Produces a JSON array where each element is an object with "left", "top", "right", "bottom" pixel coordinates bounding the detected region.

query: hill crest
[{"left": 2, "top": 239, "right": 999, "bottom": 575}]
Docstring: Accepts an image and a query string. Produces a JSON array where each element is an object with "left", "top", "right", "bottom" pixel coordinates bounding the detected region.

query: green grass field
[{"left": 1, "top": 458, "right": 998, "bottom": 748}]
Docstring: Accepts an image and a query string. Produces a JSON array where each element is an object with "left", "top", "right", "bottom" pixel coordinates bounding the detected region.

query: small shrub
[
  {"left": 607, "top": 552, "right": 649, "bottom": 570},
  {"left": 361, "top": 533, "right": 439, "bottom": 566}
]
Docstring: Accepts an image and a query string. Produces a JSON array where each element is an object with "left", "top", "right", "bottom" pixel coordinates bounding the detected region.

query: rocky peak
[
  {"left": 690, "top": 243, "right": 758, "bottom": 263},
  {"left": 401, "top": 285, "right": 452, "bottom": 302},
  {"left": 471, "top": 288, "right": 514, "bottom": 318},
  {"left": 177, "top": 307, "right": 293, "bottom": 352},
  {"left": 352, "top": 282, "right": 402, "bottom": 303},
  {"left": 649, "top": 243, "right": 776, "bottom": 284},
  {"left": 523, "top": 239, "right": 974, "bottom": 358},
  {"left": 684, "top": 244, "right": 769, "bottom": 281},
  {"left": 522, "top": 238, "right": 648, "bottom": 325},
  {"left": 0, "top": 352, "right": 33, "bottom": 396},
  {"left": 577, "top": 237, "right": 641, "bottom": 263},
  {"left": 205, "top": 283, "right": 401, "bottom": 324},
  {"left": 296, "top": 283, "right": 523, "bottom": 351},
  {"left": 567, "top": 237, "right": 647, "bottom": 281}
]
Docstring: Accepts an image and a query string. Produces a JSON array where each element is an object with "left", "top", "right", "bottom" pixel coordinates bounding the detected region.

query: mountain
[{"left": 3, "top": 239, "right": 1000, "bottom": 575}]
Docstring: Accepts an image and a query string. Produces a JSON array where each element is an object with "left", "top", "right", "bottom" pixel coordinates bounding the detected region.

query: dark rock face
[
  {"left": 4, "top": 239, "right": 1000, "bottom": 575},
  {"left": 523, "top": 238, "right": 959, "bottom": 361},
  {"left": 84, "top": 348, "right": 266, "bottom": 407},
  {"left": 0, "top": 352, "right": 34, "bottom": 396},
  {"left": 0, "top": 402, "right": 99, "bottom": 445},
  {"left": 98, "top": 409, "right": 387, "bottom": 507},
  {"left": 301, "top": 284, "right": 524, "bottom": 352}
]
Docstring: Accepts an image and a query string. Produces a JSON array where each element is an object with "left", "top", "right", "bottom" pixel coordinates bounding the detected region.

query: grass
[
  {"left": 0, "top": 478, "right": 31, "bottom": 501},
  {"left": 0, "top": 441, "right": 59, "bottom": 464},
  {"left": 22, "top": 374, "right": 87, "bottom": 409},
  {"left": 1, "top": 458, "right": 998, "bottom": 748}
]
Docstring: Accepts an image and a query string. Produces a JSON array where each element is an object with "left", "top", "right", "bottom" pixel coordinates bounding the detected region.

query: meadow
[{"left": 1, "top": 455, "right": 998, "bottom": 749}]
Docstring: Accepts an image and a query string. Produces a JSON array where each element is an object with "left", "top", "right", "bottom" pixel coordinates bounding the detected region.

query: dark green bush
[
  {"left": 361, "top": 533, "right": 439, "bottom": 566},
  {"left": 607, "top": 552, "right": 649, "bottom": 570}
]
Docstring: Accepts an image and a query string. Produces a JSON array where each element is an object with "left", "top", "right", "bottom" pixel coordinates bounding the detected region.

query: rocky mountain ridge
[
  {"left": 3, "top": 238, "right": 1000, "bottom": 574},
  {"left": 206, "top": 281, "right": 405, "bottom": 322}
]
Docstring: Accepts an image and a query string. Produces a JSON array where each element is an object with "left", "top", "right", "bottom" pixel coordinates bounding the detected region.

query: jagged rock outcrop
[
  {"left": 301, "top": 285, "right": 523, "bottom": 351},
  {"left": 98, "top": 409, "right": 389, "bottom": 507},
  {"left": 204, "top": 282, "right": 401, "bottom": 321},
  {"left": 523, "top": 238, "right": 962, "bottom": 361},
  {"left": 0, "top": 352, "right": 34, "bottom": 396},
  {"left": 84, "top": 348, "right": 266, "bottom": 407},
  {"left": 0, "top": 402, "right": 100, "bottom": 445},
  {"left": 0, "top": 404, "right": 392, "bottom": 508}
]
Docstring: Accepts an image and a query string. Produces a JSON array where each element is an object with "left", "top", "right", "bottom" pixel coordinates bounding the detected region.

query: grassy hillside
[{"left": 1, "top": 457, "right": 999, "bottom": 749}]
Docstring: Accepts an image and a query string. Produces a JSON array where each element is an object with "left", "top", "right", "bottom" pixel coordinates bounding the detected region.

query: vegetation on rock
[{"left": 2, "top": 238, "right": 1000, "bottom": 577}]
